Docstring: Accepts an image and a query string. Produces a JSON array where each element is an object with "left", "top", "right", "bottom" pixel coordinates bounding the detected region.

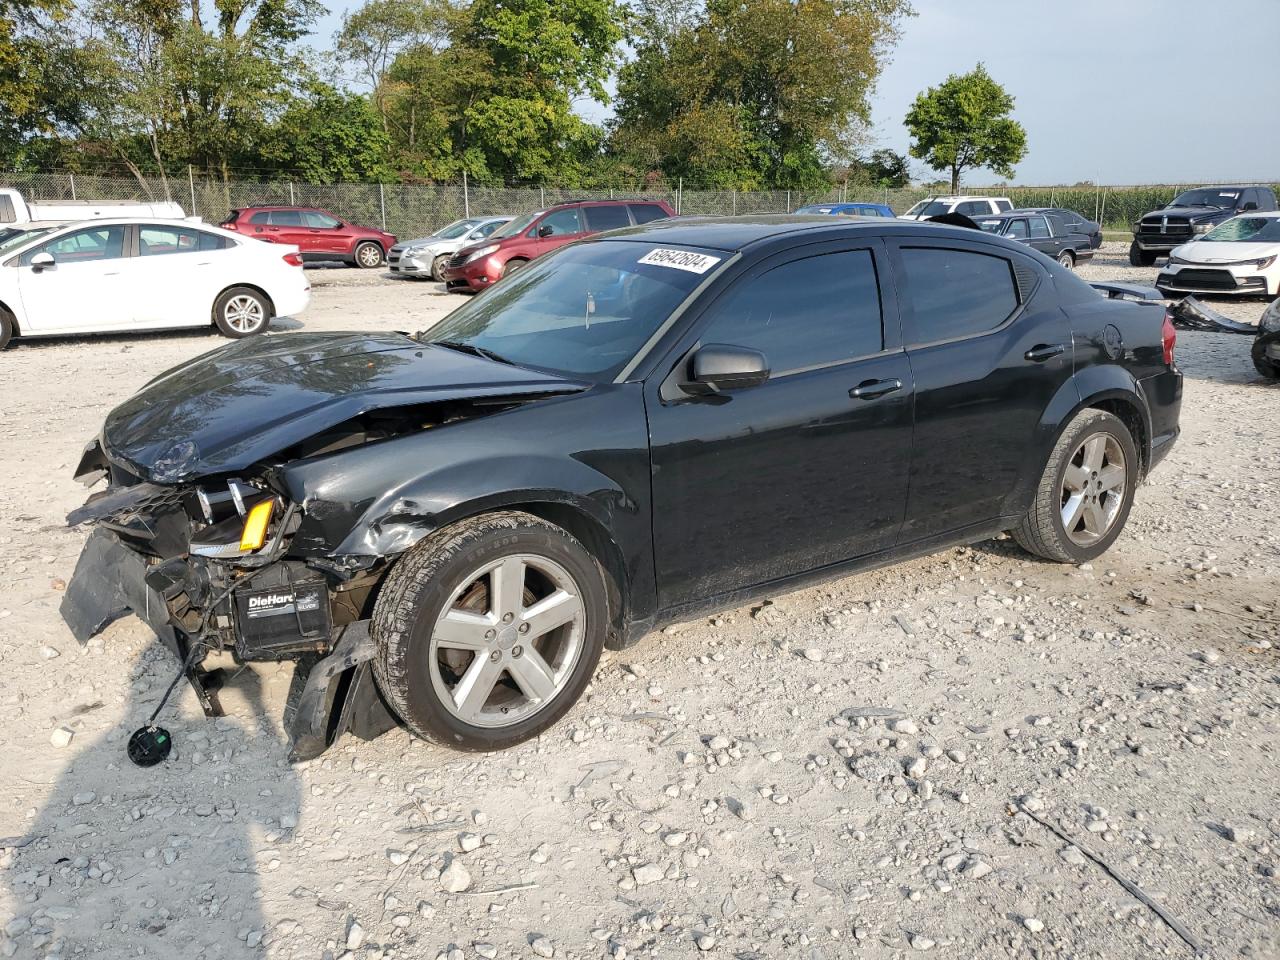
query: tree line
[{"left": 1, "top": 0, "right": 1027, "bottom": 192}]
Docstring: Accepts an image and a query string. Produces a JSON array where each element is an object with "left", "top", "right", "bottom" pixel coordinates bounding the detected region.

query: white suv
[{"left": 899, "top": 196, "right": 1014, "bottom": 221}]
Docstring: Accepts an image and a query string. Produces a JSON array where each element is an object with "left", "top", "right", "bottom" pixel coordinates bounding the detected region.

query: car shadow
[{"left": 2, "top": 643, "right": 302, "bottom": 957}]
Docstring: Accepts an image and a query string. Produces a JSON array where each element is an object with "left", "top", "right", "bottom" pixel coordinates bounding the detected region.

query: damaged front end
[
  {"left": 60, "top": 442, "right": 396, "bottom": 760},
  {"left": 58, "top": 332, "right": 590, "bottom": 760}
]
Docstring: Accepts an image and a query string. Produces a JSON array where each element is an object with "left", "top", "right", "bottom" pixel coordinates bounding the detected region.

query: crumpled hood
[
  {"left": 1171, "top": 240, "right": 1280, "bottom": 264},
  {"left": 102, "top": 332, "right": 583, "bottom": 482}
]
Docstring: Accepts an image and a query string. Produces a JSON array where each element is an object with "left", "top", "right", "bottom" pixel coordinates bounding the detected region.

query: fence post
[
  {"left": 1099, "top": 188, "right": 1108, "bottom": 231},
  {"left": 786, "top": 189, "right": 791, "bottom": 213},
  {"left": 379, "top": 183, "right": 387, "bottom": 231},
  {"left": 463, "top": 171, "right": 470, "bottom": 218},
  {"left": 540, "top": 185, "right": 545, "bottom": 208},
  {"left": 289, "top": 182, "right": 295, "bottom": 205},
  {"left": 69, "top": 174, "right": 76, "bottom": 200},
  {"left": 677, "top": 177, "right": 682, "bottom": 215},
  {"left": 732, "top": 189, "right": 737, "bottom": 216},
  {"left": 187, "top": 165, "right": 196, "bottom": 216}
]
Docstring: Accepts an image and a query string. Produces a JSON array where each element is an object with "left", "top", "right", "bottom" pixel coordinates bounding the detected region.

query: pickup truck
[
  {"left": 1130, "top": 185, "right": 1277, "bottom": 266},
  {"left": 0, "top": 187, "right": 185, "bottom": 226}
]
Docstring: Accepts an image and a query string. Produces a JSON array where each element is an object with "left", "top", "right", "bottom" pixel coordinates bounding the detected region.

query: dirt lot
[{"left": 1, "top": 244, "right": 1277, "bottom": 960}]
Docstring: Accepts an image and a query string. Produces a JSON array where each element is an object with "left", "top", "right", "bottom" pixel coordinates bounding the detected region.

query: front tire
[
  {"left": 355, "top": 241, "right": 384, "bottom": 269},
  {"left": 431, "top": 254, "right": 450, "bottom": 281},
  {"left": 1128, "top": 242, "right": 1157, "bottom": 267},
  {"left": 213, "top": 287, "right": 271, "bottom": 338},
  {"left": 1057, "top": 250, "right": 1075, "bottom": 269},
  {"left": 372, "top": 511, "right": 608, "bottom": 751},
  {"left": 0, "top": 308, "right": 14, "bottom": 350},
  {"left": 1253, "top": 337, "right": 1280, "bottom": 379},
  {"left": 501, "top": 258, "right": 528, "bottom": 279},
  {"left": 1013, "top": 409, "right": 1139, "bottom": 563}
]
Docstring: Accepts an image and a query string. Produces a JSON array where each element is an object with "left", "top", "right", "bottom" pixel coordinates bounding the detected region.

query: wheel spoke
[
  {"left": 506, "top": 646, "right": 556, "bottom": 702},
  {"left": 1098, "top": 463, "right": 1125, "bottom": 493},
  {"left": 520, "top": 589, "right": 580, "bottom": 640},
  {"left": 451, "top": 655, "right": 504, "bottom": 721},
  {"left": 1062, "top": 463, "right": 1089, "bottom": 493},
  {"left": 1080, "top": 435, "right": 1106, "bottom": 473},
  {"left": 435, "top": 608, "right": 493, "bottom": 651},
  {"left": 488, "top": 557, "right": 525, "bottom": 620},
  {"left": 1083, "top": 500, "right": 1108, "bottom": 536},
  {"left": 1061, "top": 492, "right": 1086, "bottom": 532}
]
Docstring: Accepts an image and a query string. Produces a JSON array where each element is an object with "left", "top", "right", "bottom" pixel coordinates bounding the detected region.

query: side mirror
[
  {"left": 537, "top": 224, "right": 554, "bottom": 238},
  {"left": 684, "top": 344, "right": 769, "bottom": 394},
  {"left": 30, "top": 251, "right": 54, "bottom": 271}
]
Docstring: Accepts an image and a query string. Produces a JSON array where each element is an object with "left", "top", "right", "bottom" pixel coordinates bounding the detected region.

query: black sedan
[
  {"left": 60, "top": 216, "right": 1183, "bottom": 759},
  {"left": 1022, "top": 206, "right": 1103, "bottom": 249},
  {"left": 975, "top": 210, "right": 1096, "bottom": 267}
]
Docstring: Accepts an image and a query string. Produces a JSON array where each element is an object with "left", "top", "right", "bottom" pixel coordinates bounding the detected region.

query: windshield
[
  {"left": 434, "top": 218, "right": 482, "bottom": 240},
  {"left": 905, "top": 201, "right": 951, "bottom": 217},
  {"left": 1201, "top": 216, "right": 1280, "bottom": 243},
  {"left": 0, "top": 226, "right": 52, "bottom": 254},
  {"left": 1171, "top": 188, "right": 1240, "bottom": 208},
  {"left": 794, "top": 205, "right": 834, "bottom": 214},
  {"left": 487, "top": 211, "right": 540, "bottom": 240},
  {"left": 420, "top": 240, "right": 724, "bottom": 381}
]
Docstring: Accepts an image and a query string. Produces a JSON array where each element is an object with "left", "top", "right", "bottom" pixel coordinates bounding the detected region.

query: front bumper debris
[{"left": 61, "top": 527, "right": 178, "bottom": 650}]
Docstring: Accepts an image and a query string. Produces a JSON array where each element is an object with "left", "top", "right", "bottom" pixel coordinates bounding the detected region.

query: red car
[
  {"left": 221, "top": 207, "right": 397, "bottom": 269},
  {"left": 441, "top": 199, "right": 675, "bottom": 292}
]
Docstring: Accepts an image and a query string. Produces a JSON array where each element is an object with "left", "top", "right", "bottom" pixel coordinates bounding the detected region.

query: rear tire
[
  {"left": 212, "top": 287, "right": 271, "bottom": 338},
  {"left": 0, "top": 308, "right": 14, "bottom": 350},
  {"left": 1013, "top": 409, "right": 1139, "bottom": 563},
  {"left": 372, "top": 511, "right": 608, "bottom": 752},
  {"left": 355, "top": 241, "right": 384, "bottom": 269}
]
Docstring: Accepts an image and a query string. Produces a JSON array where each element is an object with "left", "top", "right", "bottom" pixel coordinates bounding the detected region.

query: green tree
[
  {"left": 0, "top": 0, "right": 84, "bottom": 162},
  {"left": 904, "top": 63, "right": 1026, "bottom": 192},
  {"left": 864, "top": 148, "right": 910, "bottom": 187},
  {"left": 260, "top": 82, "right": 393, "bottom": 182},
  {"left": 610, "top": 0, "right": 912, "bottom": 189}
]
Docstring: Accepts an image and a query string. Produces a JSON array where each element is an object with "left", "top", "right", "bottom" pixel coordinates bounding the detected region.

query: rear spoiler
[{"left": 1089, "top": 281, "right": 1164, "bottom": 301}]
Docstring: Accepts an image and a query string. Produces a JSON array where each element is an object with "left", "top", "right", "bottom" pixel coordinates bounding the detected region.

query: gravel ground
[{"left": 1, "top": 243, "right": 1277, "bottom": 960}]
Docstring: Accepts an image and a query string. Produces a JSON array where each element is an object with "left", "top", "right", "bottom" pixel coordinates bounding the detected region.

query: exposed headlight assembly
[{"left": 1192, "top": 223, "right": 1214, "bottom": 234}]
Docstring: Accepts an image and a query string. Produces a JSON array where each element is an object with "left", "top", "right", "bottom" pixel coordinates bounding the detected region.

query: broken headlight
[{"left": 189, "top": 480, "right": 281, "bottom": 559}]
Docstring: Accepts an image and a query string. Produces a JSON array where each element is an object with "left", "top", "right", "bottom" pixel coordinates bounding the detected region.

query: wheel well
[
  {"left": 1087, "top": 398, "right": 1148, "bottom": 479},
  {"left": 355, "top": 239, "right": 384, "bottom": 253},
  {"left": 212, "top": 284, "right": 275, "bottom": 324},
  {"left": 1060, "top": 249, "right": 1075, "bottom": 262},
  {"left": 504, "top": 501, "right": 628, "bottom": 643}
]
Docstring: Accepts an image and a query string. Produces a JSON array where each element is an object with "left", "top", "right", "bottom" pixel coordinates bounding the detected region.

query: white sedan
[
  {"left": 0, "top": 219, "right": 310, "bottom": 350},
  {"left": 1157, "top": 212, "right": 1280, "bottom": 297}
]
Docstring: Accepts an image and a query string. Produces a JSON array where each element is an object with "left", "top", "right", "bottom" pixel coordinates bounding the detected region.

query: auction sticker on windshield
[{"left": 638, "top": 248, "right": 722, "bottom": 274}]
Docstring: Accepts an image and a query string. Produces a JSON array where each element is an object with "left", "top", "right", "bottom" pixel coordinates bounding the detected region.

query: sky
[{"left": 314, "top": 0, "right": 1280, "bottom": 186}]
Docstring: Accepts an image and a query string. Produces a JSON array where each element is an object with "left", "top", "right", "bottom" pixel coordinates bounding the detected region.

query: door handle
[
  {"left": 849, "top": 378, "right": 903, "bottom": 400},
  {"left": 1025, "top": 343, "right": 1065, "bottom": 362}
]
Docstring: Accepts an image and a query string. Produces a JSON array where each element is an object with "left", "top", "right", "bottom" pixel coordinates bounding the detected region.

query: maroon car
[
  {"left": 222, "top": 207, "right": 397, "bottom": 269},
  {"left": 441, "top": 199, "right": 675, "bottom": 292}
]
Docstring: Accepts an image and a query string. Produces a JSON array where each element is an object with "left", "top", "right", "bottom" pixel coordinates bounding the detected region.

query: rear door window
[
  {"left": 139, "top": 225, "right": 229, "bottom": 255},
  {"left": 628, "top": 203, "right": 669, "bottom": 224},
  {"left": 584, "top": 205, "right": 632, "bottom": 232},
  {"left": 269, "top": 210, "right": 303, "bottom": 226},
  {"left": 1028, "top": 217, "right": 1051, "bottom": 239},
  {"left": 695, "top": 249, "right": 884, "bottom": 374},
  {"left": 249, "top": 211, "right": 271, "bottom": 225},
  {"left": 899, "top": 246, "right": 1020, "bottom": 345}
]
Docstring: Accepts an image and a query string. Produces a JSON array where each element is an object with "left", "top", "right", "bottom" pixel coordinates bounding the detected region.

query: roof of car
[{"left": 595, "top": 214, "right": 999, "bottom": 253}]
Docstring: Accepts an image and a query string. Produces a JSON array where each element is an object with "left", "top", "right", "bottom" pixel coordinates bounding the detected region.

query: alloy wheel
[
  {"left": 1060, "top": 434, "right": 1126, "bottom": 546},
  {"left": 358, "top": 244, "right": 383, "bottom": 267},
  {"left": 223, "top": 294, "right": 264, "bottom": 334},
  {"left": 428, "top": 554, "right": 585, "bottom": 728}
]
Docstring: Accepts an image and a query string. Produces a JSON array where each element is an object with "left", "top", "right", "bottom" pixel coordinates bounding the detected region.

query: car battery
[{"left": 232, "top": 563, "right": 332, "bottom": 660}]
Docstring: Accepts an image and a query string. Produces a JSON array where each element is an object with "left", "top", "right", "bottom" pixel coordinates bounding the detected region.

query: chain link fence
[{"left": 6, "top": 171, "right": 1278, "bottom": 238}]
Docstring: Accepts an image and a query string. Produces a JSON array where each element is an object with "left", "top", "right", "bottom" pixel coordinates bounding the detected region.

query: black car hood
[
  {"left": 102, "top": 332, "right": 585, "bottom": 482},
  {"left": 1155, "top": 205, "right": 1234, "bottom": 222}
]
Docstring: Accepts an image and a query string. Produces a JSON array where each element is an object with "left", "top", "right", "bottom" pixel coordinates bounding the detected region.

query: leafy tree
[
  {"left": 0, "top": 0, "right": 84, "bottom": 162},
  {"left": 610, "top": 0, "right": 912, "bottom": 189},
  {"left": 864, "top": 148, "right": 910, "bottom": 187},
  {"left": 904, "top": 63, "right": 1026, "bottom": 192},
  {"left": 259, "top": 82, "right": 393, "bottom": 182}
]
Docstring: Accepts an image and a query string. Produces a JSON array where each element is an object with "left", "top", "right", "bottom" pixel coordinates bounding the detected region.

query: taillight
[
  {"left": 1161, "top": 309, "right": 1177, "bottom": 366},
  {"left": 283, "top": 252, "right": 303, "bottom": 267}
]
